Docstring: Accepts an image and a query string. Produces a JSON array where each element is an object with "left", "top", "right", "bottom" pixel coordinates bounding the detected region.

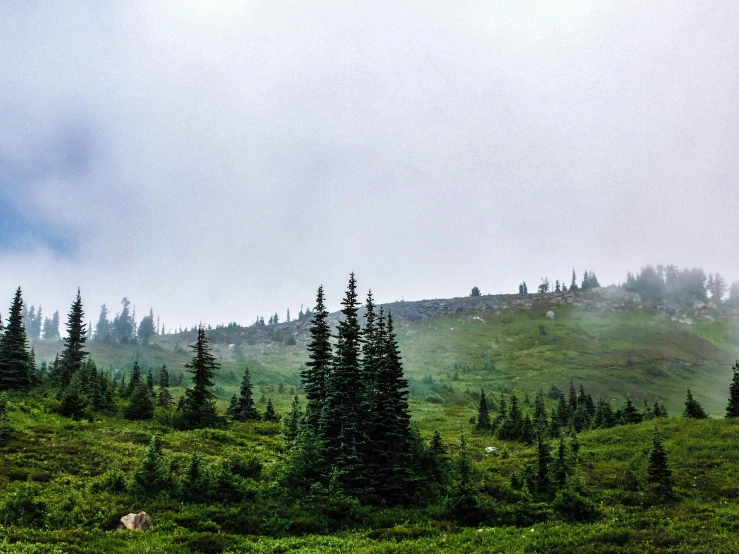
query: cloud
[{"left": 1, "top": 1, "right": 738, "bottom": 330}]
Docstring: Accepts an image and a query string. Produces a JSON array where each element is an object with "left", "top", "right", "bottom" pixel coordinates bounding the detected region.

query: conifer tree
[
  {"left": 683, "top": 388, "right": 708, "bottom": 419},
  {"left": 264, "top": 398, "right": 280, "bottom": 422},
  {"left": 647, "top": 426, "right": 672, "bottom": 496},
  {"left": 429, "top": 430, "right": 447, "bottom": 483},
  {"left": 556, "top": 392, "right": 569, "bottom": 426},
  {"left": 319, "top": 273, "right": 364, "bottom": 490},
  {"left": 59, "top": 289, "right": 87, "bottom": 390},
  {"left": 726, "top": 361, "right": 739, "bottom": 418},
  {"left": 552, "top": 437, "right": 569, "bottom": 489},
  {"left": 147, "top": 368, "right": 156, "bottom": 399},
  {"left": 125, "top": 382, "right": 155, "bottom": 420},
  {"left": 570, "top": 269, "right": 579, "bottom": 291},
  {"left": 302, "top": 285, "right": 332, "bottom": 431},
  {"left": 232, "top": 367, "right": 260, "bottom": 421},
  {"left": 568, "top": 381, "right": 578, "bottom": 413},
  {"left": 520, "top": 415, "right": 534, "bottom": 445},
  {"left": 59, "top": 374, "right": 88, "bottom": 420},
  {"left": 131, "top": 434, "right": 174, "bottom": 497},
  {"left": 126, "top": 362, "right": 142, "bottom": 398},
  {"left": 476, "top": 389, "right": 491, "bottom": 431},
  {"left": 179, "top": 326, "right": 220, "bottom": 429},
  {"left": 370, "top": 311, "right": 413, "bottom": 504},
  {"left": 226, "top": 394, "right": 239, "bottom": 418},
  {"left": 0, "top": 288, "right": 31, "bottom": 391},
  {"left": 533, "top": 389, "right": 548, "bottom": 431},
  {"left": 536, "top": 434, "right": 551, "bottom": 494},
  {"left": 0, "top": 392, "right": 12, "bottom": 443},
  {"left": 285, "top": 395, "right": 303, "bottom": 442},
  {"left": 158, "top": 365, "right": 174, "bottom": 408},
  {"left": 593, "top": 398, "right": 616, "bottom": 428},
  {"left": 183, "top": 446, "right": 209, "bottom": 501},
  {"left": 456, "top": 431, "right": 473, "bottom": 489},
  {"left": 620, "top": 397, "right": 643, "bottom": 424}
]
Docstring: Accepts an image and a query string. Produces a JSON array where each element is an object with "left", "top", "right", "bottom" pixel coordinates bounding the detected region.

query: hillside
[{"left": 29, "top": 286, "right": 739, "bottom": 422}]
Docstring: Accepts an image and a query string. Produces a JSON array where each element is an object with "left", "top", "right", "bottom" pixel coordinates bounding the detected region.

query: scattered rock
[
  {"left": 118, "top": 512, "right": 152, "bottom": 531},
  {"left": 545, "top": 311, "right": 555, "bottom": 319},
  {"left": 485, "top": 446, "right": 497, "bottom": 453}
]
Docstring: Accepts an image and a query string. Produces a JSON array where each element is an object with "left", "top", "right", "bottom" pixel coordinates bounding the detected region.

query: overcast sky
[{"left": 1, "top": 1, "right": 738, "bottom": 330}]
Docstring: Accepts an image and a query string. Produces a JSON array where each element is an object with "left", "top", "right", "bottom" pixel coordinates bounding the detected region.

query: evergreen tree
[
  {"left": 231, "top": 367, "right": 260, "bottom": 421},
  {"left": 319, "top": 273, "right": 364, "bottom": 491},
  {"left": 476, "top": 389, "right": 491, "bottom": 431},
  {"left": 683, "top": 388, "right": 708, "bottom": 419},
  {"left": 126, "top": 362, "right": 142, "bottom": 398},
  {"left": 620, "top": 397, "right": 643, "bottom": 424},
  {"left": 131, "top": 434, "right": 174, "bottom": 497},
  {"left": 59, "top": 289, "right": 87, "bottom": 390},
  {"left": 0, "top": 392, "right": 12, "bottom": 443},
  {"left": 456, "top": 431, "right": 473, "bottom": 489},
  {"left": 59, "top": 373, "right": 88, "bottom": 420},
  {"left": 533, "top": 389, "right": 548, "bottom": 431},
  {"left": 429, "top": 430, "right": 447, "bottom": 483},
  {"left": 552, "top": 436, "right": 569, "bottom": 489},
  {"left": 146, "top": 368, "right": 156, "bottom": 399},
  {"left": 556, "top": 392, "right": 569, "bottom": 426},
  {"left": 124, "top": 382, "right": 155, "bottom": 420},
  {"left": 0, "top": 288, "right": 31, "bottom": 391},
  {"left": 570, "top": 269, "right": 579, "bottom": 291},
  {"left": 182, "top": 446, "right": 209, "bottom": 501},
  {"left": 568, "top": 381, "right": 578, "bottom": 413},
  {"left": 302, "top": 285, "right": 332, "bottom": 431},
  {"left": 226, "top": 394, "right": 239, "bottom": 418},
  {"left": 520, "top": 415, "right": 534, "bottom": 445},
  {"left": 285, "top": 394, "right": 303, "bottom": 442},
  {"left": 470, "top": 286, "right": 481, "bottom": 297},
  {"left": 647, "top": 426, "right": 672, "bottom": 496},
  {"left": 264, "top": 398, "right": 280, "bottom": 422},
  {"left": 179, "top": 326, "right": 220, "bottom": 429},
  {"left": 653, "top": 401, "right": 668, "bottom": 418},
  {"left": 726, "top": 361, "right": 739, "bottom": 418},
  {"left": 536, "top": 434, "right": 551, "bottom": 494},
  {"left": 593, "top": 398, "right": 616, "bottom": 428},
  {"left": 371, "top": 311, "right": 413, "bottom": 504},
  {"left": 158, "top": 365, "right": 174, "bottom": 408},
  {"left": 94, "top": 304, "right": 110, "bottom": 340}
]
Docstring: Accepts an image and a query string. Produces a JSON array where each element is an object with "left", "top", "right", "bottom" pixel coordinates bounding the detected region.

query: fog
[{"left": 1, "top": 1, "right": 738, "bottom": 329}]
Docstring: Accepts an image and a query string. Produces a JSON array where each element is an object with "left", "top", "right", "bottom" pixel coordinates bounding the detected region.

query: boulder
[
  {"left": 545, "top": 311, "right": 555, "bottom": 319},
  {"left": 119, "top": 512, "right": 152, "bottom": 531}
]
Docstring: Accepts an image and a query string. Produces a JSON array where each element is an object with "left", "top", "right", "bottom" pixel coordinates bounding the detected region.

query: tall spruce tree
[
  {"left": 0, "top": 288, "right": 31, "bottom": 391},
  {"left": 179, "top": 325, "right": 220, "bottom": 429},
  {"left": 369, "top": 310, "right": 413, "bottom": 504},
  {"left": 126, "top": 362, "right": 142, "bottom": 398},
  {"left": 647, "top": 426, "right": 672, "bottom": 496},
  {"left": 476, "top": 389, "right": 491, "bottom": 431},
  {"left": 263, "top": 398, "right": 280, "bottom": 422},
  {"left": 683, "top": 388, "right": 708, "bottom": 419},
  {"left": 302, "top": 285, "right": 332, "bottom": 431},
  {"left": 158, "top": 365, "right": 174, "bottom": 408},
  {"left": 59, "top": 289, "right": 87, "bottom": 390},
  {"left": 232, "top": 367, "right": 260, "bottom": 421},
  {"left": 726, "top": 361, "right": 739, "bottom": 418},
  {"left": 319, "top": 273, "right": 364, "bottom": 494}
]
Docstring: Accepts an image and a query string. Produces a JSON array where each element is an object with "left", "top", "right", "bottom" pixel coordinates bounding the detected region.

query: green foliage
[
  {"left": 124, "top": 381, "right": 155, "bottom": 420},
  {"left": 0, "top": 392, "right": 12, "bottom": 443},
  {"left": 647, "top": 426, "right": 672, "bottom": 497},
  {"left": 470, "top": 286, "right": 481, "bottom": 297},
  {"left": 178, "top": 326, "right": 220, "bottom": 429},
  {"left": 0, "top": 287, "right": 31, "bottom": 391},
  {"left": 683, "top": 388, "right": 708, "bottom": 419},
  {"left": 726, "top": 361, "right": 739, "bottom": 418}
]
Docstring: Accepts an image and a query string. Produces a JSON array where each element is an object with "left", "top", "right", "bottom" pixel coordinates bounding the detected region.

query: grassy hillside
[
  {"left": 30, "top": 295, "right": 739, "bottom": 427},
  {"left": 2, "top": 399, "right": 739, "bottom": 552},
  {"left": 5, "top": 292, "right": 738, "bottom": 553}
]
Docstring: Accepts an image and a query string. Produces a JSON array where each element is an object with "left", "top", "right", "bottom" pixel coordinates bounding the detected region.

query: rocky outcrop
[{"left": 119, "top": 512, "right": 152, "bottom": 531}]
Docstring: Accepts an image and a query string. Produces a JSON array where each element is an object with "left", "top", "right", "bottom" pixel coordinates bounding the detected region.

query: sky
[{"left": 1, "top": 1, "right": 738, "bottom": 331}]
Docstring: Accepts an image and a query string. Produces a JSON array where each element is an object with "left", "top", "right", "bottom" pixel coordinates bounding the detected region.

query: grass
[{"left": 3, "top": 298, "right": 738, "bottom": 552}]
